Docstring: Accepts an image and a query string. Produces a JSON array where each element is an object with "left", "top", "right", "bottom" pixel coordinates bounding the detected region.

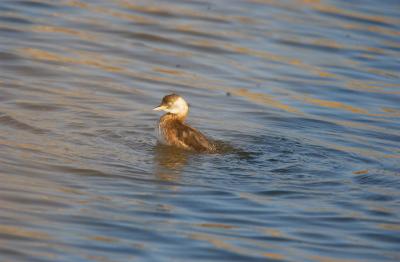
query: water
[{"left": 0, "top": 0, "right": 399, "bottom": 261}]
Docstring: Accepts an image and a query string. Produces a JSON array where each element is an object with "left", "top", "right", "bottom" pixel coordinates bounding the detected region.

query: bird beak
[{"left": 153, "top": 105, "right": 167, "bottom": 111}]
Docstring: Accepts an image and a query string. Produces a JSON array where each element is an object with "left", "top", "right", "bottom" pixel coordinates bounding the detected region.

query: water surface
[{"left": 0, "top": 0, "right": 399, "bottom": 261}]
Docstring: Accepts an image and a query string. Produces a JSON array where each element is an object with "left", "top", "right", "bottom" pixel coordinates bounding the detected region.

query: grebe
[{"left": 153, "top": 94, "right": 216, "bottom": 152}]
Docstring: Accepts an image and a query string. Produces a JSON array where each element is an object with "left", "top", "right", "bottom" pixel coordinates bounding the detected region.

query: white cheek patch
[
  {"left": 169, "top": 97, "right": 188, "bottom": 114},
  {"left": 169, "top": 107, "right": 181, "bottom": 114}
]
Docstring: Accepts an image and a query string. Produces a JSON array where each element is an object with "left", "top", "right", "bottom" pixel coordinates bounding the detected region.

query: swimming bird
[{"left": 153, "top": 94, "right": 216, "bottom": 152}]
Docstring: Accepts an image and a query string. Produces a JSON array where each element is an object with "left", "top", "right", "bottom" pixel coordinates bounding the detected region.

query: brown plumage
[{"left": 154, "top": 94, "right": 215, "bottom": 152}]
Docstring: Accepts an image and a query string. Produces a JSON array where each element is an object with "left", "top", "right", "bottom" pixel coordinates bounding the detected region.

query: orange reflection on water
[
  {"left": 189, "top": 232, "right": 283, "bottom": 259},
  {"left": 32, "top": 25, "right": 97, "bottom": 41},
  {"left": 264, "top": 252, "right": 285, "bottom": 260},
  {"left": 378, "top": 223, "right": 400, "bottom": 231},
  {"left": 189, "top": 232, "right": 240, "bottom": 253},
  {"left": 196, "top": 223, "right": 238, "bottom": 230},
  {"left": 152, "top": 67, "right": 184, "bottom": 76},
  {"left": 87, "top": 235, "right": 119, "bottom": 243},
  {"left": 232, "top": 88, "right": 300, "bottom": 114},
  {"left": 345, "top": 81, "right": 400, "bottom": 95},
  {"left": 20, "top": 48, "right": 126, "bottom": 73},
  {"left": 301, "top": 96, "right": 369, "bottom": 114},
  {"left": 0, "top": 225, "right": 51, "bottom": 240},
  {"left": 309, "top": 255, "right": 360, "bottom": 262}
]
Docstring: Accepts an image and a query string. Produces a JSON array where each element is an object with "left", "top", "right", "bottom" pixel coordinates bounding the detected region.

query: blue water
[{"left": 0, "top": 0, "right": 399, "bottom": 261}]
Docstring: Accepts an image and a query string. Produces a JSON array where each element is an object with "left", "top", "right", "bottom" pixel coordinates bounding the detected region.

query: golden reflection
[
  {"left": 32, "top": 25, "right": 96, "bottom": 41},
  {"left": 153, "top": 67, "right": 184, "bottom": 76},
  {"left": 334, "top": 119, "right": 398, "bottom": 137},
  {"left": 378, "top": 223, "right": 400, "bottom": 231},
  {"left": 264, "top": 252, "right": 285, "bottom": 260},
  {"left": 352, "top": 170, "right": 369, "bottom": 175},
  {"left": 196, "top": 223, "right": 237, "bottom": 229},
  {"left": 344, "top": 23, "right": 400, "bottom": 38},
  {"left": 307, "top": 136, "right": 396, "bottom": 159},
  {"left": 384, "top": 154, "right": 400, "bottom": 159},
  {"left": 0, "top": 225, "right": 51, "bottom": 240},
  {"left": 231, "top": 89, "right": 300, "bottom": 114},
  {"left": 224, "top": 43, "right": 336, "bottom": 79},
  {"left": 64, "top": 0, "right": 155, "bottom": 25},
  {"left": 233, "top": 16, "right": 257, "bottom": 25},
  {"left": 63, "top": 0, "right": 88, "bottom": 9},
  {"left": 276, "top": 86, "right": 400, "bottom": 117},
  {"left": 20, "top": 48, "right": 125, "bottom": 73},
  {"left": 189, "top": 232, "right": 284, "bottom": 259},
  {"left": 301, "top": 96, "right": 369, "bottom": 114},
  {"left": 153, "top": 144, "right": 188, "bottom": 182},
  {"left": 305, "top": 0, "right": 400, "bottom": 38},
  {"left": 275, "top": 0, "right": 400, "bottom": 32},
  {"left": 345, "top": 81, "right": 400, "bottom": 95},
  {"left": 382, "top": 107, "right": 400, "bottom": 116},
  {"left": 309, "top": 255, "right": 359, "bottom": 262},
  {"left": 263, "top": 228, "right": 283, "bottom": 238},
  {"left": 88, "top": 235, "right": 119, "bottom": 243},
  {"left": 189, "top": 232, "right": 249, "bottom": 255}
]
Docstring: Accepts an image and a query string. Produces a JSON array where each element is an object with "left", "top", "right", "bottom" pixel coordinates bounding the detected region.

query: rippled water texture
[{"left": 1, "top": 0, "right": 399, "bottom": 261}]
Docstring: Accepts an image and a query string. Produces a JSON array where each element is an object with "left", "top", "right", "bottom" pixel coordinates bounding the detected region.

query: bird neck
[{"left": 163, "top": 112, "right": 187, "bottom": 122}]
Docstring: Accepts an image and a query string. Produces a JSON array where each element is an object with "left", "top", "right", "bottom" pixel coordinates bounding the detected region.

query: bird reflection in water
[
  {"left": 153, "top": 140, "right": 252, "bottom": 182},
  {"left": 153, "top": 144, "right": 191, "bottom": 182}
]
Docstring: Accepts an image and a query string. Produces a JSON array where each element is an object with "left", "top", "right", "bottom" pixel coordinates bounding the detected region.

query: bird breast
[{"left": 155, "top": 119, "right": 167, "bottom": 145}]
